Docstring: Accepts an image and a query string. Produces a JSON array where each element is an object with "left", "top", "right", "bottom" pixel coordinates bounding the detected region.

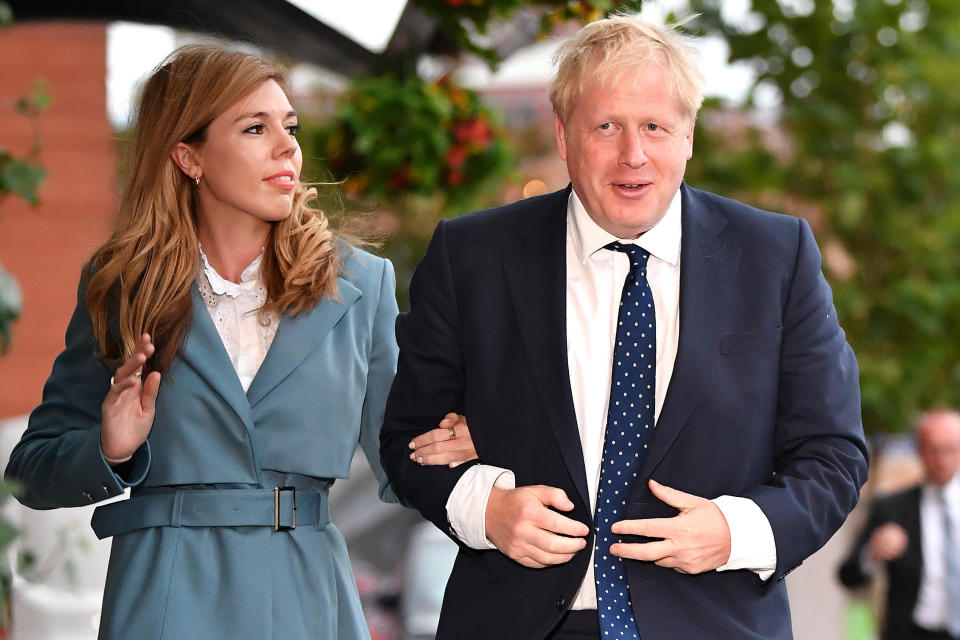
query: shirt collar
[
  {"left": 568, "top": 186, "right": 682, "bottom": 266},
  {"left": 924, "top": 473, "right": 960, "bottom": 502},
  {"left": 198, "top": 245, "right": 263, "bottom": 298}
]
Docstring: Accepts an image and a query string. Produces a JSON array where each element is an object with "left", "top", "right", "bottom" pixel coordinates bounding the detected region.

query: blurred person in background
[
  {"left": 4, "top": 44, "right": 473, "bottom": 640},
  {"left": 839, "top": 409, "right": 960, "bottom": 640},
  {"left": 388, "top": 13, "right": 868, "bottom": 640}
]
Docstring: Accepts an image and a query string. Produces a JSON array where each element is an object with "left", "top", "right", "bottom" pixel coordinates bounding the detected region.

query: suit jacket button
[
  {"left": 556, "top": 596, "right": 566, "bottom": 610},
  {"left": 82, "top": 490, "right": 93, "bottom": 502}
]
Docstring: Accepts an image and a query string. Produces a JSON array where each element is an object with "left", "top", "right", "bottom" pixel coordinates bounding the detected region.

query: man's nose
[{"left": 618, "top": 129, "right": 648, "bottom": 167}]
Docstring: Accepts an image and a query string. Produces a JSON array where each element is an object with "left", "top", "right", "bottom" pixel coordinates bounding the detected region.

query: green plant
[
  {"left": 687, "top": 0, "right": 960, "bottom": 434},
  {"left": 0, "top": 79, "right": 49, "bottom": 352},
  {"left": 413, "top": 0, "right": 641, "bottom": 65},
  {"left": 315, "top": 74, "right": 511, "bottom": 210}
]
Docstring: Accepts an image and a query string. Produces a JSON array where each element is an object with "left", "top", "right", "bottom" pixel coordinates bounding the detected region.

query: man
[
  {"left": 381, "top": 14, "right": 867, "bottom": 640},
  {"left": 839, "top": 410, "right": 960, "bottom": 640}
]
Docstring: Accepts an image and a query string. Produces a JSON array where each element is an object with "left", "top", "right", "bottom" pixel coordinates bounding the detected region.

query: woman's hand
[
  {"left": 100, "top": 333, "right": 162, "bottom": 466},
  {"left": 409, "top": 412, "right": 478, "bottom": 468}
]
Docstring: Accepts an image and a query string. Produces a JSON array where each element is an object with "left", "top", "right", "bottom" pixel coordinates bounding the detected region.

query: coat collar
[
  {"left": 504, "top": 185, "right": 592, "bottom": 510},
  {"left": 638, "top": 184, "right": 742, "bottom": 480},
  {"left": 179, "top": 278, "right": 362, "bottom": 429}
]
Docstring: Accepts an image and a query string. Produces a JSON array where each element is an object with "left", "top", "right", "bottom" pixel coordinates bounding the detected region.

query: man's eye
[
  {"left": 599, "top": 122, "right": 615, "bottom": 131},
  {"left": 646, "top": 123, "right": 661, "bottom": 132},
  {"left": 244, "top": 124, "right": 264, "bottom": 134}
]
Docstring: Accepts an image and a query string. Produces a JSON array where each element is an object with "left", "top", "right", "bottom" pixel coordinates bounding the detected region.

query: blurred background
[{"left": 1, "top": 0, "right": 959, "bottom": 638}]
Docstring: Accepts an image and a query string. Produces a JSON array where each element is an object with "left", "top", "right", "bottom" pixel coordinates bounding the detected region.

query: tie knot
[{"left": 605, "top": 241, "right": 650, "bottom": 272}]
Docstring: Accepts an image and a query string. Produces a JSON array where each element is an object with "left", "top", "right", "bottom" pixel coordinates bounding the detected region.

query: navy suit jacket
[{"left": 381, "top": 184, "right": 868, "bottom": 639}]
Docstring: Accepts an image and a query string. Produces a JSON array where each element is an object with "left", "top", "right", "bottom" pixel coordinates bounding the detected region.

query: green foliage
[
  {"left": 413, "top": 0, "right": 641, "bottom": 66},
  {"left": 311, "top": 74, "right": 512, "bottom": 212},
  {"left": 0, "top": 72, "right": 49, "bottom": 351},
  {"left": 0, "top": 79, "right": 48, "bottom": 206},
  {"left": 0, "top": 150, "right": 45, "bottom": 206},
  {"left": 687, "top": 0, "right": 960, "bottom": 433}
]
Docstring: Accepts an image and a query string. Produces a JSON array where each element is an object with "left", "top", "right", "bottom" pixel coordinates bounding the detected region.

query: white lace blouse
[{"left": 196, "top": 247, "right": 279, "bottom": 392}]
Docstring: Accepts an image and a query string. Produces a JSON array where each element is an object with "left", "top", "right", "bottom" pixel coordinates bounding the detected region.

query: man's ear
[
  {"left": 170, "top": 142, "right": 202, "bottom": 179},
  {"left": 555, "top": 113, "right": 568, "bottom": 162}
]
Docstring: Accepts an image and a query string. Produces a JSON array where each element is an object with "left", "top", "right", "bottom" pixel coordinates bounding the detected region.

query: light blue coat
[{"left": 5, "top": 246, "right": 399, "bottom": 639}]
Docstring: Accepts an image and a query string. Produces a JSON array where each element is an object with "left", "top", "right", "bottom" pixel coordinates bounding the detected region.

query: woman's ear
[{"left": 170, "top": 142, "right": 202, "bottom": 180}]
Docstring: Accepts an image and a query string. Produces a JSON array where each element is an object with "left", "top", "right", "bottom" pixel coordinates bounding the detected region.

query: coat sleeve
[
  {"left": 379, "top": 220, "right": 479, "bottom": 533},
  {"left": 744, "top": 218, "right": 869, "bottom": 582},
  {"left": 357, "top": 257, "right": 401, "bottom": 504},
  {"left": 4, "top": 276, "right": 150, "bottom": 510}
]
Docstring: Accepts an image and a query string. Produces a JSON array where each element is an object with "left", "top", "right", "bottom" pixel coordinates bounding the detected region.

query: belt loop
[{"left": 170, "top": 490, "right": 185, "bottom": 528}]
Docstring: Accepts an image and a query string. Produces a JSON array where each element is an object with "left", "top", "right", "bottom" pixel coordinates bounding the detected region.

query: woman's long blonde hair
[{"left": 86, "top": 44, "right": 340, "bottom": 373}]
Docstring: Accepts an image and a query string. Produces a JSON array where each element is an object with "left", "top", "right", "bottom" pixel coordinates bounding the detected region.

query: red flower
[
  {"left": 453, "top": 117, "right": 492, "bottom": 148},
  {"left": 445, "top": 146, "right": 468, "bottom": 169}
]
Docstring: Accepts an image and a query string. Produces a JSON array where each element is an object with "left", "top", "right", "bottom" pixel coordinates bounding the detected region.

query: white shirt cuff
[
  {"left": 713, "top": 495, "right": 777, "bottom": 581},
  {"left": 445, "top": 464, "right": 516, "bottom": 549}
]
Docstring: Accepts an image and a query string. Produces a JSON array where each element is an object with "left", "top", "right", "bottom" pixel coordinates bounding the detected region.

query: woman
[{"left": 5, "top": 44, "right": 474, "bottom": 639}]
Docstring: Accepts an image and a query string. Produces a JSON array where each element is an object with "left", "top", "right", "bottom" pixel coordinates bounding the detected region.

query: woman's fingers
[{"left": 109, "top": 334, "right": 155, "bottom": 394}]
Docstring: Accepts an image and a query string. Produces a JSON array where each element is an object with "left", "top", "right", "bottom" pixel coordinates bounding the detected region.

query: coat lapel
[
  {"left": 180, "top": 285, "right": 255, "bottom": 428},
  {"left": 639, "top": 185, "right": 742, "bottom": 480},
  {"left": 503, "top": 187, "right": 590, "bottom": 510},
  {"left": 246, "top": 277, "right": 361, "bottom": 407}
]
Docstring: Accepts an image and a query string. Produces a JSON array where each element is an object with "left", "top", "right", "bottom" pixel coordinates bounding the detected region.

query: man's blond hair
[{"left": 549, "top": 14, "right": 705, "bottom": 123}]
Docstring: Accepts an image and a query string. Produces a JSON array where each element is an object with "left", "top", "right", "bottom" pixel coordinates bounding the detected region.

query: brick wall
[{"left": 0, "top": 22, "right": 116, "bottom": 417}]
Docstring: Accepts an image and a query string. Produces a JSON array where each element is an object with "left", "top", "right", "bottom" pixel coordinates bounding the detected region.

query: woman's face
[{"left": 191, "top": 79, "right": 302, "bottom": 233}]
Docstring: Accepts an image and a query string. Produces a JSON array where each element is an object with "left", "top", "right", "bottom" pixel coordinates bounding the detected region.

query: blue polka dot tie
[{"left": 594, "top": 241, "right": 655, "bottom": 640}]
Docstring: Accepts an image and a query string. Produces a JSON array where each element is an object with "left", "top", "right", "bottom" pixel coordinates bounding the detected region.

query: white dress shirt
[
  {"left": 913, "top": 475, "right": 960, "bottom": 629},
  {"left": 445, "top": 187, "right": 777, "bottom": 609},
  {"left": 196, "top": 247, "right": 278, "bottom": 391}
]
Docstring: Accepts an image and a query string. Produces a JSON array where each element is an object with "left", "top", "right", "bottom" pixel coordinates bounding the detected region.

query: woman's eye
[
  {"left": 286, "top": 124, "right": 300, "bottom": 136},
  {"left": 244, "top": 124, "right": 264, "bottom": 134}
]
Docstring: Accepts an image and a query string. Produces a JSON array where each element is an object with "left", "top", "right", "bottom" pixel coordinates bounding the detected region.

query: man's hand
[
  {"left": 485, "top": 485, "right": 589, "bottom": 569},
  {"left": 868, "top": 523, "right": 909, "bottom": 563},
  {"left": 609, "top": 479, "right": 731, "bottom": 574}
]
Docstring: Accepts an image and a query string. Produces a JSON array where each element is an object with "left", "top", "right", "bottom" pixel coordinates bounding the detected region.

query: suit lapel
[
  {"left": 503, "top": 187, "right": 590, "bottom": 510},
  {"left": 639, "top": 185, "right": 742, "bottom": 480},
  {"left": 246, "top": 276, "right": 361, "bottom": 407},
  {"left": 180, "top": 285, "right": 255, "bottom": 428}
]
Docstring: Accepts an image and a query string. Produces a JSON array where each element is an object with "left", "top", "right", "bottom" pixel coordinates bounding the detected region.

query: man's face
[
  {"left": 555, "top": 63, "right": 694, "bottom": 239},
  {"left": 917, "top": 413, "right": 960, "bottom": 486}
]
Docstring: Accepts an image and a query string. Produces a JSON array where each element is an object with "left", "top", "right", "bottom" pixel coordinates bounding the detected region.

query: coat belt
[{"left": 90, "top": 487, "right": 329, "bottom": 539}]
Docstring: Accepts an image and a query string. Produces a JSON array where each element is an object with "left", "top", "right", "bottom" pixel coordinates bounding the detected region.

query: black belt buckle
[{"left": 273, "top": 486, "right": 296, "bottom": 531}]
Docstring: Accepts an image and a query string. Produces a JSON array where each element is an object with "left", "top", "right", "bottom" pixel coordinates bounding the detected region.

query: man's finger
[
  {"left": 609, "top": 539, "right": 674, "bottom": 562},
  {"left": 535, "top": 507, "right": 590, "bottom": 538},
  {"left": 527, "top": 526, "right": 588, "bottom": 555},
  {"left": 528, "top": 485, "right": 575, "bottom": 511},
  {"left": 610, "top": 517, "right": 674, "bottom": 538},
  {"left": 648, "top": 479, "right": 701, "bottom": 511},
  {"left": 517, "top": 556, "right": 547, "bottom": 569}
]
